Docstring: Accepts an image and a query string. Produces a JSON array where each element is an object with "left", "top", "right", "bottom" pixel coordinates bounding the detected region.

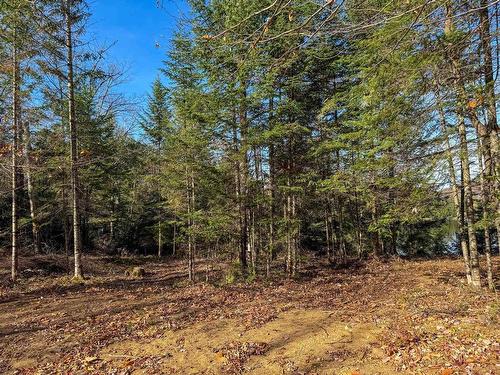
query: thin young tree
[{"left": 63, "top": 0, "right": 84, "bottom": 278}]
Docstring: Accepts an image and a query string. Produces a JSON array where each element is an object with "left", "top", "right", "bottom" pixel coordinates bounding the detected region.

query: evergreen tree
[{"left": 139, "top": 77, "right": 171, "bottom": 151}]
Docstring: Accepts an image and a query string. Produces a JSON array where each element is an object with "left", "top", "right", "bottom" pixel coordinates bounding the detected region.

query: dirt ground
[{"left": 0, "top": 255, "right": 498, "bottom": 374}]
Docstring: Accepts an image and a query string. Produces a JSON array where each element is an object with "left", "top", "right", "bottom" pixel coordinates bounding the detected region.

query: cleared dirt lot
[{"left": 0, "top": 256, "right": 498, "bottom": 374}]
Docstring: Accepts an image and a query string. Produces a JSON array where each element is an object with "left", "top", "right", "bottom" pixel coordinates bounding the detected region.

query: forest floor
[{"left": 0, "top": 254, "right": 498, "bottom": 375}]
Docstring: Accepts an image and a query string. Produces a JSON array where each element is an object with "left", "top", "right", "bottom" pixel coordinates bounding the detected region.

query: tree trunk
[
  {"left": 65, "top": 0, "right": 82, "bottom": 278},
  {"left": 187, "top": 169, "right": 195, "bottom": 281},
  {"left": 233, "top": 96, "right": 249, "bottom": 271},
  {"left": 191, "top": 172, "right": 196, "bottom": 278},
  {"left": 267, "top": 143, "right": 275, "bottom": 277},
  {"left": 457, "top": 118, "right": 481, "bottom": 288},
  {"left": 248, "top": 209, "right": 255, "bottom": 275},
  {"left": 477, "top": 137, "right": 494, "bottom": 290},
  {"left": 291, "top": 193, "right": 298, "bottom": 277},
  {"left": 325, "top": 210, "right": 331, "bottom": 259},
  {"left": 267, "top": 97, "right": 275, "bottom": 277},
  {"left": 172, "top": 221, "right": 176, "bottom": 256},
  {"left": 353, "top": 185, "right": 363, "bottom": 259},
  {"left": 478, "top": 0, "right": 500, "bottom": 248},
  {"left": 285, "top": 197, "right": 291, "bottom": 276},
  {"left": 285, "top": 140, "right": 292, "bottom": 277},
  {"left": 11, "top": 37, "right": 19, "bottom": 282},
  {"left": 371, "top": 193, "right": 382, "bottom": 257},
  {"left": 479, "top": 0, "right": 499, "bottom": 166},
  {"left": 23, "top": 121, "right": 41, "bottom": 254},
  {"left": 62, "top": 175, "right": 71, "bottom": 260},
  {"left": 158, "top": 221, "right": 162, "bottom": 257},
  {"left": 187, "top": 179, "right": 193, "bottom": 281},
  {"left": 240, "top": 91, "right": 250, "bottom": 273},
  {"left": 445, "top": 3, "right": 481, "bottom": 288}
]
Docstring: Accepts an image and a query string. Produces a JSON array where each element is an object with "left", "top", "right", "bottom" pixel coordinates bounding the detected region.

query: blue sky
[{"left": 88, "top": 0, "right": 190, "bottom": 100}]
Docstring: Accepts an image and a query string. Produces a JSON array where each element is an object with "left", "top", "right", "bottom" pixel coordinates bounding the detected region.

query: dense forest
[{"left": 1, "top": 0, "right": 499, "bottom": 283}]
